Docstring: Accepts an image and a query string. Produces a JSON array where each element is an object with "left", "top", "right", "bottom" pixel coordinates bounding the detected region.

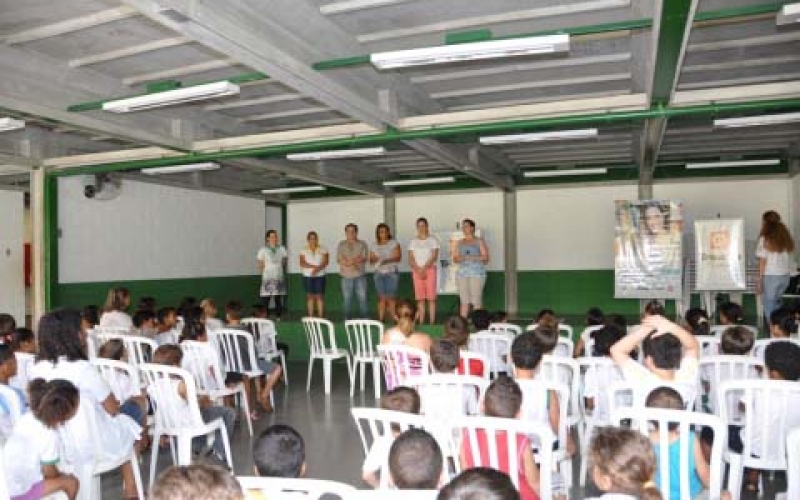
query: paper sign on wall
[{"left": 694, "top": 219, "right": 746, "bottom": 291}]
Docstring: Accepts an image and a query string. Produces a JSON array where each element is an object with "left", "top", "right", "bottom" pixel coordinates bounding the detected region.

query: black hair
[
  {"left": 153, "top": 344, "right": 183, "bottom": 366},
  {"left": 430, "top": 339, "right": 460, "bottom": 373},
  {"left": 181, "top": 314, "right": 206, "bottom": 342},
  {"left": 718, "top": 302, "right": 743, "bottom": 324},
  {"left": 253, "top": 425, "right": 305, "bottom": 478},
  {"left": 344, "top": 223, "right": 358, "bottom": 232},
  {"left": 586, "top": 307, "right": 605, "bottom": 326},
  {"left": 684, "top": 308, "right": 710, "bottom": 336},
  {"left": 225, "top": 301, "right": 243, "bottom": 320},
  {"left": 0, "top": 313, "right": 17, "bottom": 343},
  {"left": 81, "top": 305, "right": 99, "bottom": 328},
  {"left": 531, "top": 325, "right": 558, "bottom": 354},
  {"left": 437, "top": 468, "right": 520, "bottom": 500},
  {"left": 389, "top": 428, "right": 443, "bottom": 489},
  {"left": 606, "top": 313, "right": 628, "bottom": 331},
  {"left": 28, "top": 378, "right": 80, "bottom": 428},
  {"left": 484, "top": 375, "right": 523, "bottom": 418},
  {"left": 37, "top": 309, "right": 86, "bottom": 363},
  {"left": 375, "top": 223, "right": 393, "bottom": 242},
  {"left": 132, "top": 309, "right": 156, "bottom": 328},
  {"left": 510, "top": 332, "right": 543, "bottom": 371},
  {"left": 10, "top": 327, "right": 34, "bottom": 351},
  {"left": 138, "top": 296, "right": 156, "bottom": 312},
  {"left": 157, "top": 307, "right": 177, "bottom": 324},
  {"left": 770, "top": 307, "right": 798, "bottom": 336},
  {"left": 591, "top": 325, "right": 626, "bottom": 357},
  {"left": 471, "top": 309, "right": 492, "bottom": 330},
  {"left": 645, "top": 386, "right": 684, "bottom": 431},
  {"left": 462, "top": 218, "right": 476, "bottom": 229},
  {"left": 98, "top": 339, "right": 125, "bottom": 361},
  {"left": 720, "top": 326, "right": 754, "bottom": 355},
  {"left": 416, "top": 217, "right": 429, "bottom": 226},
  {"left": 177, "top": 297, "right": 197, "bottom": 319},
  {"left": 492, "top": 311, "right": 508, "bottom": 323},
  {"left": 643, "top": 300, "right": 665, "bottom": 317},
  {"left": 765, "top": 341, "right": 800, "bottom": 381},
  {"left": 642, "top": 332, "right": 682, "bottom": 370},
  {"left": 536, "top": 309, "right": 555, "bottom": 321},
  {"left": 443, "top": 315, "right": 470, "bottom": 347},
  {"left": 0, "top": 344, "right": 14, "bottom": 365},
  {"left": 265, "top": 229, "right": 278, "bottom": 239}
]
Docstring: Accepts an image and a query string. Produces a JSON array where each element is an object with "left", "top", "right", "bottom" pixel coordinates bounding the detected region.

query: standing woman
[
  {"left": 453, "top": 218, "right": 489, "bottom": 318},
  {"left": 299, "top": 231, "right": 329, "bottom": 317},
  {"left": 756, "top": 210, "right": 795, "bottom": 320},
  {"left": 370, "top": 223, "right": 402, "bottom": 322},
  {"left": 408, "top": 217, "right": 440, "bottom": 324},
  {"left": 99, "top": 287, "right": 133, "bottom": 331},
  {"left": 257, "top": 229, "right": 288, "bottom": 320}
]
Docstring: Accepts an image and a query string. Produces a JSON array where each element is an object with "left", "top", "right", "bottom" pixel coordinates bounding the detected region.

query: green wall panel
[{"left": 517, "top": 270, "right": 642, "bottom": 317}]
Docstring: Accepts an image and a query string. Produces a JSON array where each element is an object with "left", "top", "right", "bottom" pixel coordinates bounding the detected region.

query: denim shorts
[
  {"left": 373, "top": 272, "right": 399, "bottom": 297},
  {"left": 303, "top": 276, "right": 326, "bottom": 295}
]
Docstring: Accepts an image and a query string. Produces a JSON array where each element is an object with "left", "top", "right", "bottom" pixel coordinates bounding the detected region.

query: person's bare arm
[
  {"left": 548, "top": 389, "right": 561, "bottom": 435},
  {"left": 522, "top": 444, "right": 541, "bottom": 496},
  {"left": 425, "top": 248, "right": 440, "bottom": 269},
  {"left": 643, "top": 315, "right": 700, "bottom": 360},
  {"left": 386, "top": 244, "right": 402, "bottom": 264},
  {"left": 757, "top": 258, "right": 766, "bottom": 294},
  {"left": 409, "top": 250, "right": 420, "bottom": 273},
  {"left": 319, "top": 252, "right": 329, "bottom": 271},
  {"left": 610, "top": 324, "right": 651, "bottom": 368},
  {"left": 693, "top": 436, "right": 711, "bottom": 487},
  {"left": 362, "top": 470, "right": 380, "bottom": 489},
  {"left": 452, "top": 240, "right": 462, "bottom": 263},
  {"left": 478, "top": 238, "right": 490, "bottom": 264},
  {"left": 257, "top": 258, "right": 265, "bottom": 272},
  {"left": 300, "top": 253, "right": 311, "bottom": 269},
  {"left": 101, "top": 393, "right": 120, "bottom": 416}
]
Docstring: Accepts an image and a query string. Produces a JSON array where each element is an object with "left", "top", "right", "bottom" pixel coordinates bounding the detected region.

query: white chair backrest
[
  {"left": 719, "top": 379, "right": 800, "bottom": 469},
  {"left": 697, "top": 355, "right": 764, "bottom": 416},
  {"left": 751, "top": 338, "right": 800, "bottom": 362},
  {"left": 696, "top": 335, "right": 721, "bottom": 357},
  {"left": 538, "top": 355, "right": 580, "bottom": 423},
  {"left": 612, "top": 407, "right": 726, "bottom": 500},
  {"left": 210, "top": 329, "right": 260, "bottom": 375},
  {"left": 579, "top": 325, "right": 605, "bottom": 357},
  {"left": 711, "top": 324, "right": 758, "bottom": 339},
  {"left": 0, "top": 438, "right": 8, "bottom": 499},
  {"left": 90, "top": 358, "right": 140, "bottom": 403},
  {"left": 377, "top": 344, "right": 430, "bottom": 391},
  {"left": 468, "top": 332, "right": 513, "bottom": 377},
  {"left": 241, "top": 318, "right": 279, "bottom": 358},
  {"left": 302, "top": 317, "right": 342, "bottom": 356},
  {"left": 180, "top": 340, "right": 225, "bottom": 393},
  {"left": 352, "top": 490, "right": 438, "bottom": 500},
  {"left": 553, "top": 337, "right": 574, "bottom": 358},
  {"left": 407, "top": 373, "right": 487, "bottom": 418},
  {"left": 9, "top": 352, "right": 35, "bottom": 392},
  {"left": 787, "top": 427, "right": 800, "bottom": 500},
  {"left": 578, "top": 357, "right": 624, "bottom": 424},
  {"left": 488, "top": 323, "right": 521, "bottom": 336},
  {"left": 87, "top": 327, "right": 129, "bottom": 359},
  {"left": 608, "top": 380, "right": 697, "bottom": 415},
  {"left": 459, "top": 350, "right": 490, "bottom": 380},
  {"left": 455, "top": 415, "right": 555, "bottom": 499},
  {"left": 558, "top": 323, "right": 573, "bottom": 339},
  {"left": 139, "top": 363, "right": 205, "bottom": 431},
  {"left": 517, "top": 378, "right": 569, "bottom": 446},
  {"left": 0, "top": 384, "right": 23, "bottom": 432},
  {"left": 237, "top": 476, "right": 355, "bottom": 499},
  {"left": 345, "top": 320, "right": 383, "bottom": 359},
  {"left": 125, "top": 336, "right": 158, "bottom": 367}
]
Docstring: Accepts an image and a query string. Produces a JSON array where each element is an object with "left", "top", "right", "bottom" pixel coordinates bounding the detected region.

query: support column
[
  {"left": 503, "top": 191, "right": 518, "bottom": 316},
  {"left": 30, "top": 167, "right": 46, "bottom": 324},
  {"left": 383, "top": 194, "right": 396, "bottom": 229}
]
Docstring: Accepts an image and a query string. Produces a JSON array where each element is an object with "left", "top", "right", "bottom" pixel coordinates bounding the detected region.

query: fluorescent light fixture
[
  {"left": 714, "top": 111, "right": 800, "bottom": 128},
  {"left": 261, "top": 185, "right": 326, "bottom": 194},
  {"left": 777, "top": 2, "right": 800, "bottom": 24},
  {"left": 383, "top": 176, "right": 456, "bottom": 187},
  {"left": 102, "top": 82, "right": 240, "bottom": 113},
  {"left": 0, "top": 117, "right": 25, "bottom": 132},
  {"left": 286, "top": 147, "right": 386, "bottom": 161},
  {"left": 480, "top": 128, "right": 598, "bottom": 145},
  {"left": 685, "top": 159, "right": 782, "bottom": 169},
  {"left": 142, "top": 162, "right": 220, "bottom": 175},
  {"left": 524, "top": 168, "right": 607, "bottom": 178},
  {"left": 371, "top": 34, "right": 570, "bottom": 69}
]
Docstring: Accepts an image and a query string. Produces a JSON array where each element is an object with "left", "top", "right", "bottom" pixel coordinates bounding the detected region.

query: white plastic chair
[
  {"left": 468, "top": 332, "right": 513, "bottom": 378},
  {"left": 124, "top": 336, "right": 158, "bottom": 368},
  {"left": 180, "top": 340, "right": 253, "bottom": 436},
  {"left": 352, "top": 490, "right": 438, "bottom": 500},
  {"left": 453, "top": 415, "right": 556, "bottom": 500},
  {"left": 0, "top": 384, "right": 23, "bottom": 436},
  {"left": 696, "top": 335, "right": 721, "bottom": 357},
  {"left": 140, "top": 363, "right": 233, "bottom": 487},
  {"left": 751, "top": 338, "right": 800, "bottom": 362},
  {"left": 710, "top": 324, "right": 758, "bottom": 339},
  {"left": 302, "top": 318, "right": 351, "bottom": 395},
  {"left": 241, "top": 317, "right": 288, "bottom": 385},
  {"left": 697, "top": 355, "right": 763, "bottom": 415},
  {"left": 345, "top": 319, "right": 384, "bottom": 399},
  {"left": 377, "top": 344, "right": 430, "bottom": 391},
  {"left": 611, "top": 407, "right": 727, "bottom": 500},
  {"left": 488, "top": 323, "right": 521, "bottom": 336},
  {"left": 87, "top": 327, "right": 129, "bottom": 360},
  {"left": 9, "top": 351, "right": 35, "bottom": 393},
  {"left": 459, "top": 350, "right": 490, "bottom": 380},
  {"left": 558, "top": 323, "right": 573, "bottom": 340},
  {"left": 718, "top": 379, "right": 800, "bottom": 500},
  {"left": 786, "top": 427, "right": 800, "bottom": 500},
  {"left": 553, "top": 337, "right": 574, "bottom": 358},
  {"left": 90, "top": 359, "right": 141, "bottom": 404},
  {"left": 607, "top": 380, "right": 697, "bottom": 415},
  {"left": 211, "top": 328, "right": 274, "bottom": 413},
  {"left": 577, "top": 325, "right": 604, "bottom": 357},
  {"left": 408, "top": 373, "right": 488, "bottom": 418},
  {"left": 237, "top": 476, "right": 356, "bottom": 499}
]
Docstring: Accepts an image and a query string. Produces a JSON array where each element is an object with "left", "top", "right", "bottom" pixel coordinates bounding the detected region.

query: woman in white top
[
  {"left": 30, "top": 309, "right": 142, "bottom": 499},
  {"left": 370, "top": 223, "right": 402, "bottom": 322},
  {"left": 99, "top": 287, "right": 133, "bottom": 332},
  {"left": 756, "top": 211, "right": 795, "bottom": 319},
  {"left": 299, "top": 230, "right": 329, "bottom": 317},
  {"left": 257, "top": 229, "right": 288, "bottom": 320},
  {"left": 408, "top": 217, "right": 440, "bottom": 325}
]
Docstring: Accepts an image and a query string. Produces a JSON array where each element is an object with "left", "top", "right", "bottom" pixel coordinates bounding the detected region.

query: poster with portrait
[
  {"left": 614, "top": 200, "right": 684, "bottom": 299},
  {"left": 433, "top": 228, "right": 483, "bottom": 295},
  {"left": 694, "top": 219, "right": 746, "bottom": 291}
]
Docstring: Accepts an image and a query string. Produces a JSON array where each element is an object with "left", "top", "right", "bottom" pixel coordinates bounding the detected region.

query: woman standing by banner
[
  {"left": 453, "top": 218, "right": 489, "bottom": 318},
  {"left": 756, "top": 210, "right": 795, "bottom": 319}
]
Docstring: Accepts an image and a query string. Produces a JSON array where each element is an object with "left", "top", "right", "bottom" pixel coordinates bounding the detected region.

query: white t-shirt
[
  {"left": 619, "top": 356, "right": 698, "bottom": 405},
  {"left": 9, "top": 351, "right": 36, "bottom": 393},
  {"left": 300, "top": 246, "right": 328, "bottom": 277},
  {"left": 257, "top": 245, "right": 288, "bottom": 280},
  {"left": 583, "top": 363, "right": 625, "bottom": 422},
  {"left": 408, "top": 236, "right": 440, "bottom": 268},
  {"left": 3, "top": 412, "right": 60, "bottom": 496},
  {"left": 205, "top": 317, "right": 224, "bottom": 332},
  {"left": 756, "top": 237, "right": 793, "bottom": 275},
  {"left": 99, "top": 310, "right": 133, "bottom": 331}
]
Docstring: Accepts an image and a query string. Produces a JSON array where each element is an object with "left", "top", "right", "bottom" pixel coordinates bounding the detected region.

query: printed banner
[
  {"left": 694, "top": 219, "right": 746, "bottom": 291},
  {"left": 614, "top": 200, "right": 684, "bottom": 299}
]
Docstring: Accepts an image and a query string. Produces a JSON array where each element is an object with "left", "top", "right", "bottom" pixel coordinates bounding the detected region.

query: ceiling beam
[
  {"left": 69, "top": 37, "right": 192, "bottom": 68},
  {"left": 120, "top": 171, "right": 273, "bottom": 201},
  {"left": 122, "top": 59, "right": 239, "bottom": 86},
  {"left": 4, "top": 6, "right": 139, "bottom": 45},
  {"left": 320, "top": 0, "right": 421, "bottom": 15}
]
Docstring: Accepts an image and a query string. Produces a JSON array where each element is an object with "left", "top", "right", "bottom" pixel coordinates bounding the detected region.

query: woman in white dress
[
  {"left": 99, "top": 287, "right": 133, "bottom": 332},
  {"left": 257, "top": 229, "right": 288, "bottom": 320}
]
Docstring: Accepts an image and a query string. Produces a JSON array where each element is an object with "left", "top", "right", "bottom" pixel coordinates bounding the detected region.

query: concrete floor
[{"left": 101, "top": 361, "right": 787, "bottom": 499}]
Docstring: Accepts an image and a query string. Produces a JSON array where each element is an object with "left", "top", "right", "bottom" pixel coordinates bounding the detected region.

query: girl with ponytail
[
  {"left": 586, "top": 426, "right": 663, "bottom": 500},
  {"left": 381, "top": 299, "right": 432, "bottom": 353}
]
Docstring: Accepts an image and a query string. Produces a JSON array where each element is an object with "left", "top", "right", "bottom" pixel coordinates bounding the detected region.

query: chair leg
[
  {"left": 280, "top": 353, "right": 289, "bottom": 386},
  {"left": 177, "top": 434, "right": 192, "bottom": 466},
  {"left": 373, "top": 360, "right": 381, "bottom": 400},
  {"left": 239, "top": 386, "right": 253, "bottom": 436},
  {"left": 360, "top": 360, "right": 366, "bottom": 392},
  {"left": 130, "top": 451, "right": 145, "bottom": 500},
  {"left": 561, "top": 457, "right": 573, "bottom": 490},
  {"left": 306, "top": 357, "right": 314, "bottom": 392},
  {"left": 149, "top": 431, "right": 161, "bottom": 488},
  {"left": 726, "top": 455, "right": 743, "bottom": 500},
  {"left": 323, "top": 358, "right": 332, "bottom": 395},
  {"left": 220, "top": 423, "right": 234, "bottom": 470},
  {"left": 349, "top": 361, "right": 358, "bottom": 397}
]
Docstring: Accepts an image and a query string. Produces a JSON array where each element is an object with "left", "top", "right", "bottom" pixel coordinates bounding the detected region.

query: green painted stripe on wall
[{"left": 517, "top": 270, "right": 642, "bottom": 316}]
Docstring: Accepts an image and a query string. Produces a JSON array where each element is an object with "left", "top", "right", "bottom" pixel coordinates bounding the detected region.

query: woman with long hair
[
  {"left": 453, "top": 218, "right": 489, "bottom": 318},
  {"left": 757, "top": 211, "right": 795, "bottom": 319},
  {"left": 369, "top": 223, "right": 401, "bottom": 322},
  {"left": 99, "top": 287, "right": 133, "bottom": 331}
]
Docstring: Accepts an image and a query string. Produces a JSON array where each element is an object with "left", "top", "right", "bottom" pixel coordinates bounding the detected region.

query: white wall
[
  {"left": 792, "top": 175, "right": 800, "bottom": 244},
  {"left": 266, "top": 205, "right": 282, "bottom": 233},
  {"left": 517, "top": 184, "right": 638, "bottom": 271},
  {"left": 0, "top": 190, "right": 25, "bottom": 323},
  {"left": 287, "top": 198, "right": 385, "bottom": 273},
  {"left": 395, "top": 190, "right": 505, "bottom": 271},
  {"left": 58, "top": 177, "right": 265, "bottom": 283}
]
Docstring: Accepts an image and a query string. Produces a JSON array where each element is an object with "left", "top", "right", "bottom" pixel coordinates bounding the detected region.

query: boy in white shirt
[{"left": 427, "top": 339, "right": 478, "bottom": 415}]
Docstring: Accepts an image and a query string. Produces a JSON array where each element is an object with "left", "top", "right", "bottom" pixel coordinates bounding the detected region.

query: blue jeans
[
  {"left": 763, "top": 274, "right": 790, "bottom": 319},
  {"left": 373, "top": 272, "right": 399, "bottom": 297},
  {"left": 341, "top": 275, "right": 368, "bottom": 319}
]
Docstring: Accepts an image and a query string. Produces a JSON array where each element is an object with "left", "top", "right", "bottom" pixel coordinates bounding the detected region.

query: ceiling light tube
[
  {"left": 714, "top": 111, "right": 800, "bottom": 128},
  {"left": 286, "top": 147, "right": 386, "bottom": 161},
  {"left": 102, "top": 81, "right": 240, "bottom": 113},
  {"left": 480, "top": 128, "right": 598, "bottom": 145},
  {"left": 0, "top": 117, "right": 25, "bottom": 132},
  {"left": 777, "top": 2, "right": 800, "bottom": 24},
  {"left": 524, "top": 168, "right": 607, "bottom": 178},
  {"left": 383, "top": 176, "right": 456, "bottom": 187},
  {"left": 261, "top": 185, "right": 327, "bottom": 194},
  {"left": 142, "top": 162, "right": 221, "bottom": 175},
  {"left": 371, "top": 34, "right": 570, "bottom": 69},
  {"left": 685, "top": 159, "right": 782, "bottom": 169}
]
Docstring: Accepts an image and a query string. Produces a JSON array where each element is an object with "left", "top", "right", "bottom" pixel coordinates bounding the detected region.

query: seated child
[
  {"left": 471, "top": 308, "right": 492, "bottom": 333},
  {"left": 154, "top": 307, "right": 180, "bottom": 346},
  {"left": 200, "top": 298, "right": 224, "bottom": 332},
  {"left": 0, "top": 344, "right": 27, "bottom": 438},
  {"left": 643, "top": 300, "right": 666, "bottom": 319},
  {"left": 132, "top": 309, "right": 157, "bottom": 338},
  {"left": 137, "top": 296, "right": 156, "bottom": 313},
  {"left": 389, "top": 428, "right": 443, "bottom": 490},
  {"left": 0, "top": 312, "right": 16, "bottom": 344},
  {"left": 362, "top": 386, "right": 421, "bottom": 488},
  {"left": 250, "top": 304, "right": 289, "bottom": 360},
  {"left": 151, "top": 464, "right": 243, "bottom": 500},
  {"left": 4, "top": 378, "right": 80, "bottom": 500},
  {"left": 719, "top": 326, "right": 755, "bottom": 355},
  {"left": 443, "top": 315, "right": 486, "bottom": 377},
  {"left": 97, "top": 340, "right": 149, "bottom": 436},
  {"left": 769, "top": 307, "right": 797, "bottom": 338},
  {"left": 574, "top": 307, "right": 605, "bottom": 357},
  {"left": 438, "top": 468, "right": 520, "bottom": 500},
  {"left": 684, "top": 308, "right": 710, "bottom": 337},
  {"left": 510, "top": 333, "right": 561, "bottom": 441},
  {"left": 152, "top": 344, "right": 235, "bottom": 462},
  {"left": 585, "top": 425, "right": 662, "bottom": 500},
  {"left": 8, "top": 328, "right": 36, "bottom": 395},
  {"left": 252, "top": 424, "right": 306, "bottom": 477},
  {"left": 428, "top": 339, "right": 477, "bottom": 415},
  {"left": 461, "top": 376, "right": 541, "bottom": 500},
  {"left": 582, "top": 325, "right": 626, "bottom": 420},
  {"left": 381, "top": 299, "right": 432, "bottom": 353},
  {"left": 717, "top": 302, "right": 744, "bottom": 326},
  {"left": 492, "top": 311, "right": 509, "bottom": 324}
]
